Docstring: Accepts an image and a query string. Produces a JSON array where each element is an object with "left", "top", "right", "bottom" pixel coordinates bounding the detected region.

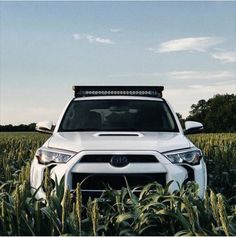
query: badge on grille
[{"left": 110, "top": 155, "right": 129, "bottom": 167}]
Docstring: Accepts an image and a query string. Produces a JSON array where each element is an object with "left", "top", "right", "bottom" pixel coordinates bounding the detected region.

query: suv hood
[{"left": 47, "top": 132, "right": 192, "bottom": 153}]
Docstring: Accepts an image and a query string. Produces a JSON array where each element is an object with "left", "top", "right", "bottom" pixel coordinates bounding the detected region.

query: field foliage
[
  {"left": 0, "top": 132, "right": 236, "bottom": 235},
  {"left": 189, "top": 133, "right": 236, "bottom": 198}
]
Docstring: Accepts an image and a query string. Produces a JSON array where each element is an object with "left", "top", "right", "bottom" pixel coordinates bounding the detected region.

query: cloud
[
  {"left": 149, "top": 37, "right": 224, "bottom": 53},
  {"left": 110, "top": 28, "right": 121, "bottom": 33},
  {"left": 188, "top": 79, "right": 235, "bottom": 89},
  {"left": 211, "top": 51, "right": 236, "bottom": 63},
  {"left": 167, "top": 70, "right": 234, "bottom": 80},
  {"left": 146, "top": 47, "right": 158, "bottom": 53},
  {"left": 72, "top": 33, "right": 83, "bottom": 40},
  {"left": 85, "top": 35, "right": 114, "bottom": 44},
  {"left": 108, "top": 70, "right": 235, "bottom": 81},
  {"left": 107, "top": 72, "right": 162, "bottom": 78},
  {"left": 73, "top": 33, "right": 115, "bottom": 45}
]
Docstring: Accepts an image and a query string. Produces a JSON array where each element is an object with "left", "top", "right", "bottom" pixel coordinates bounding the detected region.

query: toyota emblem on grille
[{"left": 110, "top": 155, "right": 129, "bottom": 167}]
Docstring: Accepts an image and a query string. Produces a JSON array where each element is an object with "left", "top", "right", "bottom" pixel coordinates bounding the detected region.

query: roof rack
[{"left": 73, "top": 86, "right": 164, "bottom": 98}]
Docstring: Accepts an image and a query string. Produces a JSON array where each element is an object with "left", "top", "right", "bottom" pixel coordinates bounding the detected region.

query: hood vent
[
  {"left": 94, "top": 132, "right": 143, "bottom": 137},
  {"left": 99, "top": 133, "right": 138, "bottom": 137}
]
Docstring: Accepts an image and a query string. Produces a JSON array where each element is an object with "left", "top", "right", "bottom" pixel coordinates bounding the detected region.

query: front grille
[
  {"left": 71, "top": 173, "right": 166, "bottom": 191},
  {"left": 79, "top": 154, "right": 158, "bottom": 163}
]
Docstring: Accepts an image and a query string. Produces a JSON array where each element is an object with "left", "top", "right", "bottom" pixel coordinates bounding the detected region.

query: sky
[{"left": 0, "top": 1, "right": 236, "bottom": 125}]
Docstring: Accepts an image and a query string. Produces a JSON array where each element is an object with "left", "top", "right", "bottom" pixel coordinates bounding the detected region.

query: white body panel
[{"left": 47, "top": 132, "right": 192, "bottom": 153}]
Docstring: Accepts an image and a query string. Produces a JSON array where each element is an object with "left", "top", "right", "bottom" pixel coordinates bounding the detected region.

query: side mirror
[
  {"left": 36, "top": 121, "right": 54, "bottom": 134},
  {"left": 184, "top": 121, "right": 204, "bottom": 134}
]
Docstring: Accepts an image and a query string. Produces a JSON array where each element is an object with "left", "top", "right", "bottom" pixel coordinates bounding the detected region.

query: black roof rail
[{"left": 72, "top": 86, "right": 164, "bottom": 98}]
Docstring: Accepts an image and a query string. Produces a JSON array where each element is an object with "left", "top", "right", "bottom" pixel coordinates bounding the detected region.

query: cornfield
[
  {"left": 0, "top": 132, "right": 236, "bottom": 236},
  {"left": 189, "top": 133, "right": 236, "bottom": 197}
]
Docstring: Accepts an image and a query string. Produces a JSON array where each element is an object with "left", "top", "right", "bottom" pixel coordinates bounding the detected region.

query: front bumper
[{"left": 30, "top": 150, "right": 207, "bottom": 199}]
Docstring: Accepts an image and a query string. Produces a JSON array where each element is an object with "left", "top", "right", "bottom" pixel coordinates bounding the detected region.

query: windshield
[{"left": 59, "top": 99, "right": 179, "bottom": 132}]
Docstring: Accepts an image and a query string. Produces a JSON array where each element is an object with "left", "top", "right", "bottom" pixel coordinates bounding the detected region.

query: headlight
[
  {"left": 35, "top": 148, "right": 76, "bottom": 164},
  {"left": 163, "top": 148, "right": 202, "bottom": 165}
]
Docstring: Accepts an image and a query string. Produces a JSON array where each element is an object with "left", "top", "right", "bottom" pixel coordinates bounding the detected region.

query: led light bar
[{"left": 73, "top": 86, "right": 164, "bottom": 98}]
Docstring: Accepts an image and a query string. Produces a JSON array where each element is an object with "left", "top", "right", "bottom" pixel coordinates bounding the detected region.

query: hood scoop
[{"left": 94, "top": 132, "right": 144, "bottom": 137}]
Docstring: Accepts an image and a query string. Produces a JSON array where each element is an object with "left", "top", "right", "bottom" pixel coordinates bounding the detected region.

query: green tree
[
  {"left": 187, "top": 94, "right": 236, "bottom": 132},
  {"left": 189, "top": 99, "right": 208, "bottom": 122}
]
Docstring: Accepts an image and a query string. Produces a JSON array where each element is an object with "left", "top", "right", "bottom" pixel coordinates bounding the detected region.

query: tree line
[
  {"left": 0, "top": 94, "right": 235, "bottom": 133},
  {"left": 185, "top": 94, "right": 236, "bottom": 133},
  {"left": 0, "top": 123, "right": 36, "bottom": 132}
]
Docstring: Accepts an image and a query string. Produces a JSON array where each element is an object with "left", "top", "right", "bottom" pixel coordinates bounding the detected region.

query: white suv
[{"left": 30, "top": 86, "right": 207, "bottom": 199}]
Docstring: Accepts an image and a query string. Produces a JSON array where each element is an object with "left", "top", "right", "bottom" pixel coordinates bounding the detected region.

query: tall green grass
[
  {"left": 1, "top": 173, "right": 236, "bottom": 235},
  {"left": 189, "top": 133, "right": 236, "bottom": 197},
  {"left": 0, "top": 132, "right": 235, "bottom": 235}
]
